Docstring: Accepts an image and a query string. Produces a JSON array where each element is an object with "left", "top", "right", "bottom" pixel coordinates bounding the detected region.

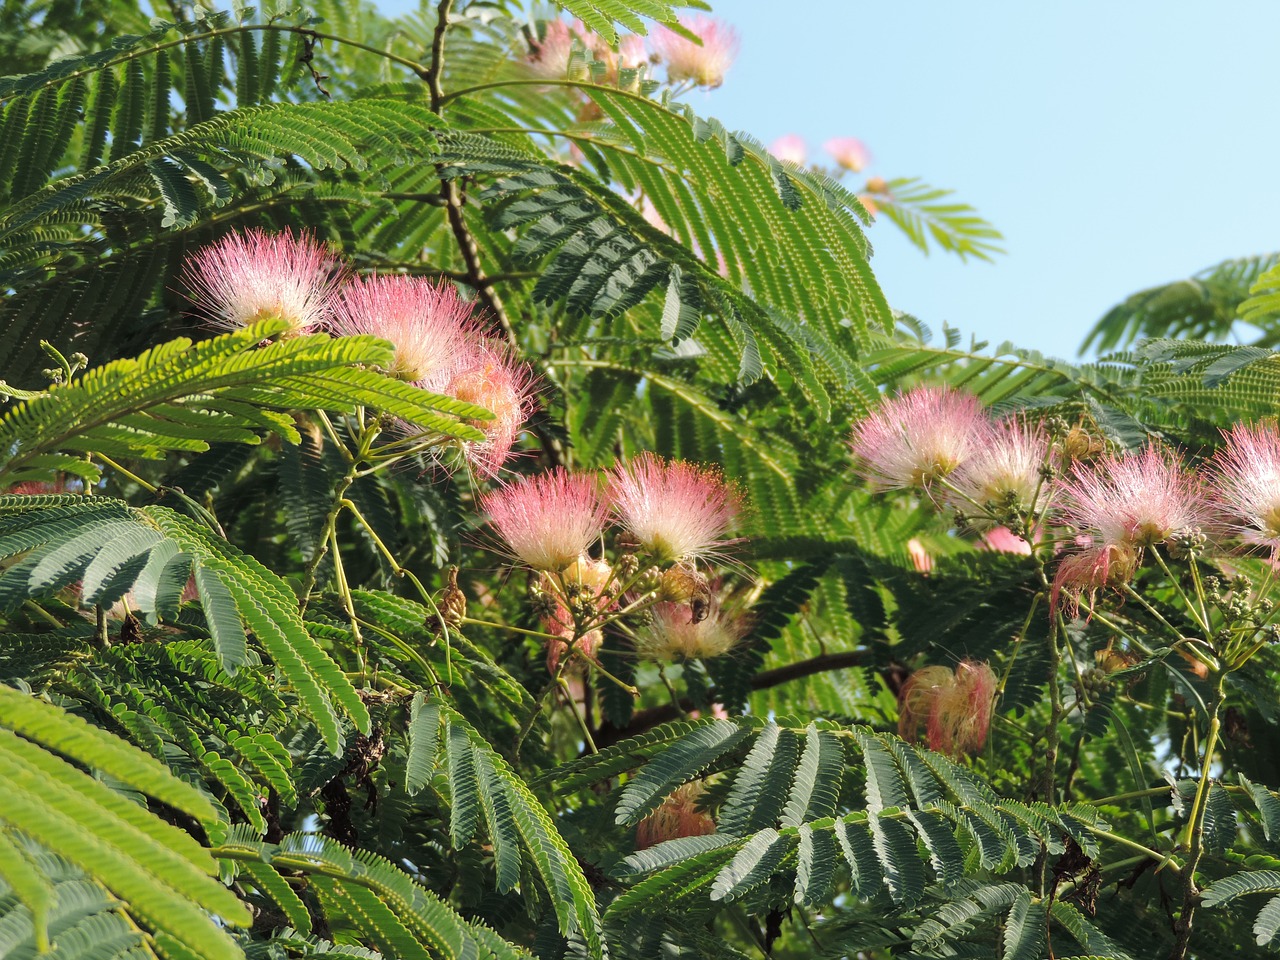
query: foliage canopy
[{"left": 2, "top": 3, "right": 1280, "bottom": 960}]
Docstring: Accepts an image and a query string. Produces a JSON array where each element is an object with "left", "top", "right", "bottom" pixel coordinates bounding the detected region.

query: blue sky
[{"left": 383, "top": 1, "right": 1280, "bottom": 359}]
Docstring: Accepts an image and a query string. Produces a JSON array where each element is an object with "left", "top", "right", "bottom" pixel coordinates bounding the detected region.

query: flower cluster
[
  {"left": 851, "top": 390, "right": 1280, "bottom": 792},
  {"left": 182, "top": 230, "right": 534, "bottom": 477},
  {"left": 653, "top": 16, "right": 739, "bottom": 89},
  {"left": 768, "top": 134, "right": 871, "bottom": 174},
  {"left": 897, "top": 660, "right": 998, "bottom": 758},
  {"left": 851, "top": 388, "right": 1280, "bottom": 624},
  {"left": 525, "top": 15, "right": 738, "bottom": 91},
  {"left": 480, "top": 456, "right": 745, "bottom": 675},
  {"left": 526, "top": 19, "right": 649, "bottom": 83},
  {"left": 634, "top": 782, "right": 716, "bottom": 849}
]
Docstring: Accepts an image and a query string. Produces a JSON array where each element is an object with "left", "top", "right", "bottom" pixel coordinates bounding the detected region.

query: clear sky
[{"left": 381, "top": 1, "right": 1280, "bottom": 360}]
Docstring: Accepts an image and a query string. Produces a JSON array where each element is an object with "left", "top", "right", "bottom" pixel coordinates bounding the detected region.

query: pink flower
[
  {"left": 438, "top": 343, "right": 535, "bottom": 477},
  {"left": 907, "top": 538, "right": 933, "bottom": 574},
  {"left": 850, "top": 387, "right": 989, "bottom": 492},
  {"left": 608, "top": 453, "right": 740, "bottom": 562},
  {"left": 980, "top": 526, "right": 1033, "bottom": 555},
  {"left": 653, "top": 16, "right": 739, "bottom": 88},
  {"left": 617, "top": 34, "right": 649, "bottom": 71},
  {"left": 634, "top": 597, "right": 745, "bottom": 661},
  {"left": 1056, "top": 445, "right": 1209, "bottom": 550},
  {"left": 6, "top": 482, "right": 59, "bottom": 496},
  {"left": 1211, "top": 422, "right": 1280, "bottom": 558},
  {"left": 898, "top": 665, "right": 951, "bottom": 749},
  {"left": 898, "top": 660, "right": 997, "bottom": 758},
  {"left": 481, "top": 468, "right": 608, "bottom": 571},
  {"left": 947, "top": 417, "right": 1049, "bottom": 527},
  {"left": 182, "top": 229, "right": 339, "bottom": 335},
  {"left": 635, "top": 782, "right": 716, "bottom": 849},
  {"left": 329, "top": 275, "right": 478, "bottom": 383},
  {"left": 526, "top": 19, "right": 577, "bottom": 79},
  {"left": 769, "top": 134, "right": 807, "bottom": 166},
  {"left": 824, "top": 137, "right": 871, "bottom": 173},
  {"left": 1050, "top": 542, "right": 1139, "bottom": 618},
  {"left": 546, "top": 629, "right": 602, "bottom": 676}
]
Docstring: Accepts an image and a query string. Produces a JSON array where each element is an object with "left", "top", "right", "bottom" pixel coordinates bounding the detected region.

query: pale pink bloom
[
  {"left": 934, "top": 661, "right": 998, "bottom": 756},
  {"left": 907, "top": 538, "right": 933, "bottom": 574},
  {"left": 857, "top": 194, "right": 879, "bottom": 217},
  {"left": 825, "top": 137, "right": 871, "bottom": 173},
  {"left": 1211, "top": 422, "right": 1280, "bottom": 558},
  {"left": 1056, "top": 445, "right": 1209, "bottom": 550},
  {"left": 546, "top": 629, "right": 602, "bottom": 676},
  {"left": 635, "top": 782, "right": 716, "bottom": 849},
  {"left": 617, "top": 34, "right": 649, "bottom": 71},
  {"left": 639, "top": 195, "right": 668, "bottom": 234},
  {"left": 182, "top": 229, "right": 339, "bottom": 334},
  {"left": 481, "top": 468, "right": 608, "bottom": 571},
  {"left": 653, "top": 16, "right": 739, "bottom": 88},
  {"left": 526, "top": 18, "right": 577, "bottom": 79},
  {"left": 562, "top": 555, "right": 615, "bottom": 599},
  {"left": 850, "top": 387, "right": 989, "bottom": 491},
  {"left": 438, "top": 343, "right": 535, "bottom": 477},
  {"left": 980, "top": 526, "right": 1033, "bottom": 555},
  {"left": 329, "top": 275, "right": 478, "bottom": 382},
  {"left": 608, "top": 453, "right": 740, "bottom": 562},
  {"left": 947, "top": 417, "right": 1049, "bottom": 527},
  {"left": 769, "top": 134, "right": 807, "bottom": 166},
  {"left": 897, "top": 665, "right": 952, "bottom": 747},
  {"left": 6, "top": 482, "right": 59, "bottom": 495},
  {"left": 1050, "top": 542, "right": 1139, "bottom": 618},
  {"left": 634, "top": 598, "right": 744, "bottom": 661},
  {"left": 898, "top": 660, "right": 996, "bottom": 758},
  {"left": 688, "top": 703, "right": 731, "bottom": 721}
]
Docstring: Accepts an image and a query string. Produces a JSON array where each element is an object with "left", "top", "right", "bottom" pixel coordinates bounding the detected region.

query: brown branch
[
  {"left": 595, "top": 650, "right": 864, "bottom": 747},
  {"left": 426, "top": 0, "right": 453, "bottom": 111},
  {"left": 423, "top": 0, "right": 563, "bottom": 467}
]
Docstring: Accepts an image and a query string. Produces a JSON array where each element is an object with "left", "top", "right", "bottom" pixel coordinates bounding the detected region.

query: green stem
[
  {"left": 329, "top": 527, "right": 365, "bottom": 671},
  {"left": 1170, "top": 676, "right": 1227, "bottom": 960},
  {"left": 1088, "top": 828, "right": 1181, "bottom": 875},
  {"left": 1151, "top": 547, "right": 1210, "bottom": 634},
  {"left": 996, "top": 592, "right": 1041, "bottom": 699},
  {"left": 1121, "top": 582, "right": 1191, "bottom": 645},
  {"left": 558, "top": 677, "right": 598, "bottom": 754},
  {"left": 341, "top": 497, "right": 454, "bottom": 683}
]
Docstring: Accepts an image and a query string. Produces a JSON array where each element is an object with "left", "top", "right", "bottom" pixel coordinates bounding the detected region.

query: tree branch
[
  {"left": 426, "top": 0, "right": 453, "bottom": 111},
  {"left": 595, "top": 650, "right": 863, "bottom": 746}
]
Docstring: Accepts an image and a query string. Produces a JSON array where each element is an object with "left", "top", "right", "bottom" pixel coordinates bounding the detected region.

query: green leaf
[
  {"left": 709, "top": 828, "right": 790, "bottom": 902},
  {"left": 867, "top": 812, "right": 924, "bottom": 906},
  {"left": 781, "top": 725, "right": 845, "bottom": 827},
  {"left": 1242, "top": 774, "right": 1280, "bottom": 845},
  {"left": 0, "top": 830, "right": 54, "bottom": 952},
  {"left": 717, "top": 721, "right": 796, "bottom": 837},
  {"left": 193, "top": 565, "right": 249, "bottom": 674},
  {"left": 1201, "top": 870, "right": 1280, "bottom": 907},
  {"left": 614, "top": 719, "right": 752, "bottom": 826},
  {"left": 856, "top": 730, "right": 910, "bottom": 814},
  {"left": 1256, "top": 894, "right": 1280, "bottom": 948},
  {"left": 405, "top": 692, "right": 441, "bottom": 797},
  {"left": 835, "top": 817, "right": 882, "bottom": 900},
  {"left": 0, "top": 685, "right": 219, "bottom": 825},
  {"left": 1002, "top": 889, "right": 1047, "bottom": 960},
  {"left": 794, "top": 823, "right": 838, "bottom": 906}
]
